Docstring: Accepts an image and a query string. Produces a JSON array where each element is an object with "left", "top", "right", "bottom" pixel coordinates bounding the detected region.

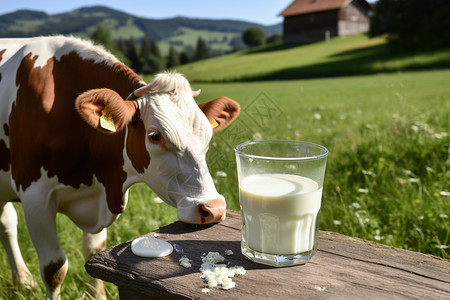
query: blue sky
[{"left": 0, "top": 0, "right": 296, "bottom": 25}]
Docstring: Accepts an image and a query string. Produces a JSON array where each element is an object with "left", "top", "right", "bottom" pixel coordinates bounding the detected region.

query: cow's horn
[
  {"left": 126, "top": 86, "right": 202, "bottom": 101},
  {"left": 126, "top": 83, "right": 153, "bottom": 100}
]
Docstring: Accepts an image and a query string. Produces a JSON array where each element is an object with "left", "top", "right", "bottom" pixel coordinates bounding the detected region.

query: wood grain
[{"left": 85, "top": 210, "right": 450, "bottom": 299}]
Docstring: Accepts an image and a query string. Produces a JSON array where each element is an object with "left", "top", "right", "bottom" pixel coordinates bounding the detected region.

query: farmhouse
[{"left": 279, "top": 0, "right": 373, "bottom": 44}]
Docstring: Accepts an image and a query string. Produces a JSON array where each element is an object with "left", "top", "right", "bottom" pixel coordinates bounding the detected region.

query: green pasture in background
[
  {"left": 1, "top": 61, "right": 448, "bottom": 299},
  {"left": 177, "top": 35, "right": 450, "bottom": 82},
  {"left": 1, "top": 69, "right": 448, "bottom": 299}
]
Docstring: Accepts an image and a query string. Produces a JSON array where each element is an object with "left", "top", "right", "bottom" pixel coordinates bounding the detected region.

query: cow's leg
[
  {"left": 0, "top": 202, "right": 35, "bottom": 289},
  {"left": 83, "top": 229, "right": 107, "bottom": 300},
  {"left": 21, "top": 202, "right": 68, "bottom": 300}
]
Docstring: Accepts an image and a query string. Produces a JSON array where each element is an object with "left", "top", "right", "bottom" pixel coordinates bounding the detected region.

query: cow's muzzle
[{"left": 198, "top": 200, "right": 227, "bottom": 224}]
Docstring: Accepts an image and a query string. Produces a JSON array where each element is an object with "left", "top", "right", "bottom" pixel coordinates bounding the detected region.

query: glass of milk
[{"left": 235, "top": 140, "right": 328, "bottom": 267}]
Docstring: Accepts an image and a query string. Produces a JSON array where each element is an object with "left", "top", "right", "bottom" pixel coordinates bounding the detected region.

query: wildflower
[
  {"left": 201, "top": 288, "right": 211, "bottom": 294},
  {"left": 153, "top": 196, "right": 163, "bottom": 204},
  {"left": 333, "top": 220, "right": 342, "bottom": 226},
  {"left": 314, "top": 113, "right": 322, "bottom": 120},
  {"left": 351, "top": 202, "right": 361, "bottom": 209},
  {"left": 439, "top": 191, "right": 450, "bottom": 197},
  {"left": 216, "top": 171, "right": 227, "bottom": 177},
  {"left": 358, "top": 188, "right": 369, "bottom": 193},
  {"left": 435, "top": 245, "right": 449, "bottom": 249},
  {"left": 365, "top": 124, "right": 378, "bottom": 129},
  {"left": 374, "top": 230, "right": 385, "bottom": 241},
  {"left": 252, "top": 132, "right": 262, "bottom": 140},
  {"left": 295, "top": 131, "right": 301, "bottom": 138},
  {"left": 439, "top": 214, "right": 448, "bottom": 218},
  {"left": 433, "top": 132, "right": 448, "bottom": 139},
  {"left": 362, "top": 170, "right": 376, "bottom": 177}
]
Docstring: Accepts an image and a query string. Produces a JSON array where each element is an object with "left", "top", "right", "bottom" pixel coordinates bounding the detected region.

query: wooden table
[{"left": 85, "top": 210, "right": 450, "bottom": 299}]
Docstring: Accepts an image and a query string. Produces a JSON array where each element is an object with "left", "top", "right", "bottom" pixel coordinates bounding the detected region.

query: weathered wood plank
[{"left": 85, "top": 210, "right": 450, "bottom": 300}]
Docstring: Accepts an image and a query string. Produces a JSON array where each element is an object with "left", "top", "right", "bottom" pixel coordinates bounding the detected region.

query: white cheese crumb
[
  {"left": 179, "top": 256, "right": 191, "bottom": 268},
  {"left": 225, "top": 249, "right": 234, "bottom": 256},
  {"left": 200, "top": 251, "right": 246, "bottom": 291}
]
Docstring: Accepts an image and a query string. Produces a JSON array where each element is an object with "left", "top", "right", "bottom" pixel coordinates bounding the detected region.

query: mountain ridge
[{"left": 0, "top": 5, "right": 282, "bottom": 40}]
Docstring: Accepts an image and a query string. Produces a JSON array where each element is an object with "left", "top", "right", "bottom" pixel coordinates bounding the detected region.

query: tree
[
  {"left": 266, "top": 33, "right": 282, "bottom": 44},
  {"left": 90, "top": 23, "right": 115, "bottom": 51},
  {"left": 150, "top": 38, "right": 162, "bottom": 59},
  {"left": 126, "top": 37, "right": 143, "bottom": 72},
  {"left": 370, "top": 0, "right": 450, "bottom": 50},
  {"left": 90, "top": 23, "right": 128, "bottom": 65},
  {"left": 140, "top": 37, "right": 162, "bottom": 74},
  {"left": 166, "top": 46, "right": 180, "bottom": 68},
  {"left": 194, "top": 38, "right": 209, "bottom": 61},
  {"left": 243, "top": 27, "right": 266, "bottom": 48}
]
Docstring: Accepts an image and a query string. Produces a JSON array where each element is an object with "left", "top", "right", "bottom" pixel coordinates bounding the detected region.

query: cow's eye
[{"left": 148, "top": 131, "right": 162, "bottom": 142}]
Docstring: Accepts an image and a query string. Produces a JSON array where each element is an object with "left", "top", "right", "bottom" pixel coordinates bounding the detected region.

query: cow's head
[{"left": 75, "top": 72, "right": 239, "bottom": 224}]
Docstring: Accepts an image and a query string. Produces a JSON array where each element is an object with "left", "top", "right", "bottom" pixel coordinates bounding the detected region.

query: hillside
[
  {"left": 176, "top": 34, "right": 450, "bottom": 82},
  {"left": 0, "top": 6, "right": 281, "bottom": 53}
]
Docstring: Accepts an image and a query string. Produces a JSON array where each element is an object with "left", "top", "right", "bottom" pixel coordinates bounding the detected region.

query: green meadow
[{"left": 0, "top": 36, "right": 449, "bottom": 299}]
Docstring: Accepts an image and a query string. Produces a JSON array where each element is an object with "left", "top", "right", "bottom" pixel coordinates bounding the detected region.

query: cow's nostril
[
  {"left": 198, "top": 204, "right": 212, "bottom": 219},
  {"left": 198, "top": 201, "right": 226, "bottom": 224}
]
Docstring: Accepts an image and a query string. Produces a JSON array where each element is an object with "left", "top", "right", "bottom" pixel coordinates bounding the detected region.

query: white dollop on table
[{"left": 131, "top": 236, "right": 174, "bottom": 257}]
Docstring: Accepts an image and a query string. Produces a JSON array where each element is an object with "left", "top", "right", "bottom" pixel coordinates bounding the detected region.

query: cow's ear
[
  {"left": 198, "top": 97, "right": 240, "bottom": 132},
  {"left": 75, "top": 88, "right": 138, "bottom": 133}
]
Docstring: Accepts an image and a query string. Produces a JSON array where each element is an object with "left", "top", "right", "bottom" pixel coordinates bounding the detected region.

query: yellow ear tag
[
  {"left": 100, "top": 110, "right": 116, "bottom": 132},
  {"left": 210, "top": 118, "right": 219, "bottom": 129}
]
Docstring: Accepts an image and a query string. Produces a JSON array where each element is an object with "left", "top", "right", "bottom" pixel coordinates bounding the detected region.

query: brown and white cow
[{"left": 0, "top": 36, "right": 239, "bottom": 299}]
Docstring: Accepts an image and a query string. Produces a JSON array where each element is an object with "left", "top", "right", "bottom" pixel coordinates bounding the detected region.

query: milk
[{"left": 239, "top": 173, "right": 322, "bottom": 255}]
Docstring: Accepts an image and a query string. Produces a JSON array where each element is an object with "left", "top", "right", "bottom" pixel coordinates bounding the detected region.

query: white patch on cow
[
  {"left": 16, "top": 167, "right": 119, "bottom": 234},
  {"left": 133, "top": 73, "right": 224, "bottom": 223},
  {"left": 0, "top": 36, "right": 118, "bottom": 70}
]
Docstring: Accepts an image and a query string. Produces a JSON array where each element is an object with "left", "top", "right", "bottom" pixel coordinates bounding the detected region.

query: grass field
[
  {"left": 1, "top": 69, "right": 448, "bottom": 299},
  {"left": 178, "top": 34, "right": 450, "bottom": 82}
]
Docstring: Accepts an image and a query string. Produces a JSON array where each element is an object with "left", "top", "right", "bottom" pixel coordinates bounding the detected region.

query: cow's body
[{"left": 0, "top": 36, "right": 239, "bottom": 299}]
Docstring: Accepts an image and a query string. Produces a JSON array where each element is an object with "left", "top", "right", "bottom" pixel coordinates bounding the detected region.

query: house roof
[{"left": 279, "top": 0, "right": 371, "bottom": 17}]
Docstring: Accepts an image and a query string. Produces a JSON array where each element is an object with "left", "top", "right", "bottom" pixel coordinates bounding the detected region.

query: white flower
[
  {"left": 252, "top": 132, "right": 262, "bottom": 140},
  {"left": 439, "top": 191, "right": 450, "bottom": 196},
  {"left": 351, "top": 202, "right": 361, "bottom": 209},
  {"left": 362, "top": 170, "right": 376, "bottom": 177},
  {"left": 333, "top": 220, "right": 342, "bottom": 226},
  {"left": 153, "top": 196, "right": 164, "bottom": 204},
  {"left": 434, "top": 132, "right": 448, "bottom": 139},
  {"left": 314, "top": 113, "right": 322, "bottom": 120},
  {"left": 358, "top": 188, "right": 369, "bottom": 193},
  {"left": 435, "top": 245, "right": 449, "bottom": 249},
  {"left": 439, "top": 214, "right": 448, "bottom": 218},
  {"left": 201, "top": 288, "right": 211, "bottom": 294},
  {"left": 216, "top": 171, "right": 227, "bottom": 177}
]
